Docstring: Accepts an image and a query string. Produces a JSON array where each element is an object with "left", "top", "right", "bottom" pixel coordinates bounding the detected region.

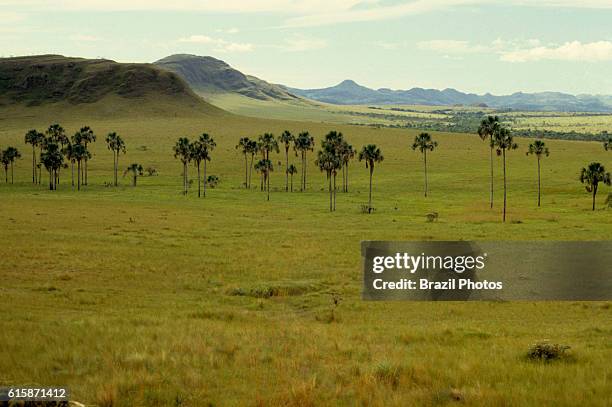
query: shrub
[
  {"left": 527, "top": 342, "right": 570, "bottom": 361},
  {"left": 207, "top": 175, "right": 219, "bottom": 188}
]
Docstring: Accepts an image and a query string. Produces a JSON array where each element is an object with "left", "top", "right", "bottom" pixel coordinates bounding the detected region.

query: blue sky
[{"left": 2, "top": 0, "right": 612, "bottom": 95}]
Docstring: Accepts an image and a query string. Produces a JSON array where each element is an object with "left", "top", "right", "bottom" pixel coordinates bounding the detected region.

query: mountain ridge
[
  {"left": 283, "top": 79, "right": 612, "bottom": 112},
  {"left": 154, "top": 54, "right": 300, "bottom": 102}
]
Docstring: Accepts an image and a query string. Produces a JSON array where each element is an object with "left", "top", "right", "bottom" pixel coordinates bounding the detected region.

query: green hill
[
  {"left": 0, "top": 54, "right": 225, "bottom": 117},
  {"left": 154, "top": 54, "right": 300, "bottom": 102}
]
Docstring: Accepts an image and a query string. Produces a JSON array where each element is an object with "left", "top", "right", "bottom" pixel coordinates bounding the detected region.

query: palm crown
[
  {"left": 358, "top": 144, "right": 384, "bottom": 169},
  {"left": 412, "top": 132, "right": 438, "bottom": 153}
]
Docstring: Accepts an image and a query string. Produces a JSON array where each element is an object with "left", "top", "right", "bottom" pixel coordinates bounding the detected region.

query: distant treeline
[{"left": 357, "top": 110, "right": 610, "bottom": 142}]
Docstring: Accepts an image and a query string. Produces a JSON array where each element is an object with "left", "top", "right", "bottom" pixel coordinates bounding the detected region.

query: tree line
[
  {"left": 2, "top": 118, "right": 610, "bottom": 220},
  {"left": 1, "top": 124, "right": 145, "bottom": 190}
]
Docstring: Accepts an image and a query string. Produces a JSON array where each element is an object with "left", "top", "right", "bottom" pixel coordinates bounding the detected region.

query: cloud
[
  {"left": 500, "top": 41, "right": 612, "bottom": 62},
  {"left": 418, "top": 38, "right": 612, "bottom": 63},
  {"left": 417, "top": 39, "right": 489, "bottom": 54},
  {"left": 281, "top": 35, "right": 327, "bottom": 52},
  {"left": 177, "top": 35, "right": 253, "bottom": 52}
]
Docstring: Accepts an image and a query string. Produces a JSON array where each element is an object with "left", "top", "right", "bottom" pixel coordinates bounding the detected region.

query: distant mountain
[
  {"left": 0, "top": 55, "right": 221, "bottom": 113},
  {"left": 154, "top": 54, "right": 300, "bottom": 102},
  {"left": 284, "top": 80, "right": 612, "bottom": 112}
]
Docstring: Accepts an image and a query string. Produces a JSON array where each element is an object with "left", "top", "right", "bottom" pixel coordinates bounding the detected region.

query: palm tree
[
  {"left": 258, "top": 133, "right": 278, "bottom": 191},
  {"left": 105, "top": 132, "right": 126, "bottom": 187},
  {"left": 1, "top": 147, "right": 21, "bottom": 184},
  {"left": 580, "top": 162, "right": 611, "bottom": 211},
  {"left": 604, "top": 137, "right": 612, "bottom": 151},
  {"left": 72, "top": 143, "right": 90, "bottom": 191},
  {"left": 493, "top": 126, "right": 518, "bottom": 223},
  {"left": 478, "top": 116, "right": 500, "bottom": 209},
  {"left": 236, "top": 137, "right": 251, "bottom": 188},
  {"left": 412, "top": 132, "right": 438, "bottom": 197},
  {"left": 124, "top": 163, "right": 143, "bottom": 187},
  {"left": 74, "top": 126, "right": 95, "bottom": 185},
  {"left": 254, "top": 159, "right": 273, "bottom": 201},
  {"left": 339, "top": 141, "right": 354, "bottom": 192},
  {"left": 173, "top": 137, "right": 191, "bottom": 195},
  {"left": 63, "top": 142, "right": 76, "bottom": 187},
  {"left": 24, "top": 129, "right": 44, "bottom": 184},
  {"left": 294, "top": 131, "right": 314, "bottom": 191},
  {"left": 316, "top": 149, "right": 341, "bottom": 211},
  {"left": 192, "top": 133, "right": 216, "bottom": 197},
  {"left": 0, "top": 150, "right": 9, "bottom": 183},
  {"left": 358, "top": 144, "right": 384, "bottom": 212},
  {"left": 246, "top": 139, "right": 258, "bottom": 189},
  {"left": 287, "top": 164, "right": 298, "bottom": 192},
  {"left": 45, "top": 124, "right": 68, "bottom": 185},
  {"left": 40, "top": 142, "right": 63, "bottom": 190},
  {"left": 526, "top": 140, "right": 550, "bottom": 207},
  {"left": 279, "top": 130, "right": 294, "bottom": 191},
  {"left": 322, "top": 131, "right": 345, "bottom": 209}
]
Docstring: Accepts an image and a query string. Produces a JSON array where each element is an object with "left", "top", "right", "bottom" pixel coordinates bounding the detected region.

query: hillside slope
[
  {"left": 0, "top": 54, "right": 225, "bottom": 116},
  {"left": 154, "top": 54, "right": 300, "bottom": 102}
]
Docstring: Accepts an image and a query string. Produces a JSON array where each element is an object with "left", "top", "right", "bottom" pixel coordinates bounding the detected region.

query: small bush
[
  {"left": 207, "top": 175, "right": 219, "bottom": 188},
  {"left": 527, "top": 342, "right": 570, "bottom": 361},
  {"left": 360, "top": 204, "right": 375, "bottom": 214}
]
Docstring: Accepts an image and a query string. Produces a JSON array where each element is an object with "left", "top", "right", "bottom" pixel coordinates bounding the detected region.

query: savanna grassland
[{"left": 1, "top": 101, "right": 611, "bottom": 406}]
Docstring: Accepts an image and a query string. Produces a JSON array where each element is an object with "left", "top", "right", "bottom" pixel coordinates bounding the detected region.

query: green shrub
[{"left": 527, "top": 342, "right": 570, "bottom": 361}]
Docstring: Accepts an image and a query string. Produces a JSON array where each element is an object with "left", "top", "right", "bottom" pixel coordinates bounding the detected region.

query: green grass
[{"left": 0, "top": 105, "right": 611, "bottom": 406}]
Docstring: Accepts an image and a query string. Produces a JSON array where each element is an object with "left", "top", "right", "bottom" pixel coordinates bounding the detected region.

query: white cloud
[
  {"left": 417, "top": 39, "right": 488, "bottom": 54},
  {"left": 177, "top": 35, "right": 253, "bottom": 53},
  {"left": 500, "top": 41, "right": 612, "bottom": 62},
  {"left": 281, "top": 35, "right": 327, "bottom": 52},
  {"left": 3, "top": 1, "right": 612, "bottom": 29},
  {"left": 418, "top": 38, "right": 612, "bottom": 63}
]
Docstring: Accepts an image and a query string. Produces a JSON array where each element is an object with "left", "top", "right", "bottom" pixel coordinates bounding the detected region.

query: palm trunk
[
  {"left": 285, "top": 147, "right": 289, "bottom": 192},
  {"left": 71, "top": 161, "right": 75, "bottom": 187},
  {"left": 329, "top": 173, "right": 332, "bottom": 212},
  {"left": 537, "top": 157, "right": 541, "bottom": 207},
  {"left": 197, "top": 162, "right": 201, "bottom": 198},
  {"left": 133, "top": 173, "right": 137, "bottom": 187},
  {"left": 244, "top": 153, "right": 248, "bottom": 188},
  {"left": 489, "top": 145, "right": 494, "bottom": 209},
  {"left": 290, "top": 173, "right": 293, "bottom": 192},
  {"left": 502, "top": 148, "right": 507, "bottom": 222},
  {"left": 77, "top": 161, "right": 81, "bottom": 191},
  {"left": 267, "top": 170, "right": 270, "bottom": 201},
  {"left": 423, "top": 150, "right": 428, "bottom": 197},
  {"left": 592, "top": 185, "right": 597, "bottom": 211},
  {"left": 346, "top": 162, "right": 349, "bottom": 193},
  {"left": 49, "top": 170, "right": 53, "bottom": 190},
  {"left": 11, "top": 162, "right": 14, "bottom": 184},
  {"left": 32, "top": 146, "right": 36, "bottom": 183},
  {"left": 38, "top": 146, "right": 43, "bottom": 184},
  {"left": 203, "top": 160, "right": 207, "bottom": 197},
  {"left": 368, "top": 166, "right": 373, "bottom": 210},
  {"left": 333, "top": 171, "right": 337, "bottom": 211},
  {"left": 248, "top": 154, "right": 254, "bottom": 188},
  {"left": 304, "top": 152, "right": 308, "bottom": 191}
]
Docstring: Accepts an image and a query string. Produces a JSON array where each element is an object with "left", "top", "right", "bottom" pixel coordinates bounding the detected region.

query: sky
[{"left": 1, "top": 0, "right": 612, "bottom": 95}]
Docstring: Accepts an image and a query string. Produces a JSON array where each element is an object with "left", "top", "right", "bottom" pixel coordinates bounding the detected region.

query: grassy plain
[
  {"left": 0, "top": 101, "right": 611, "bottom": 406},
  {"left": 208, "top": 93, "right": 612, "bottom": 137}
]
